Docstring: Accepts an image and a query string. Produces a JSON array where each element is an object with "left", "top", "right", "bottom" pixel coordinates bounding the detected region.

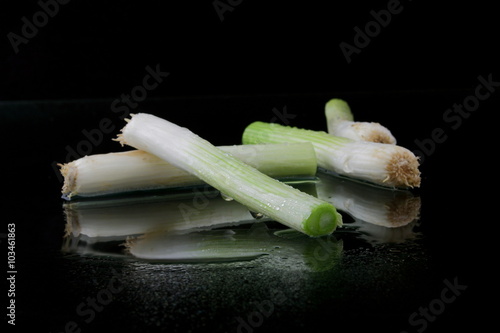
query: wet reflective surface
[
  {"left": 60, "top": 172, "right": 421, "bottom": 262},
  {"left": 49, "top": 171, "right": 431, "bottom": 332},
  {"left": 4, "top": 93, "right": 491, "bottom": 332}
]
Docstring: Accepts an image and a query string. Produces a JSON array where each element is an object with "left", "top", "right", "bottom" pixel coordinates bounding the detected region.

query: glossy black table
[{"left": 1, "top": 91, "right": 492, "bottom": 332}]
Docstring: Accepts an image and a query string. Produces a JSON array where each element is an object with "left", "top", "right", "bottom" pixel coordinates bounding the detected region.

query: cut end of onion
[
  {"left": 113, "top": 134, "right": 126, "bottom": 147},
  {"left": 385, "top": 149, "right": 421, "bottom": 188},
  {"left": 302, "top": 204, "right": 343, "bottom": 237},
  {"left": 59, "top": 162, "right": 77, "bottom": 199}
]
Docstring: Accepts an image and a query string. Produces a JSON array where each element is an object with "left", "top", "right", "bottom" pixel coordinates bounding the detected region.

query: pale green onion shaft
[
  {"left": 242, "top": 121, "right": 420, "bottom": 188},
  {"left": 117, "top": 113, "right": 341, "bottom": 237},
  {"left": 325, "top": 98, "right": 397, "bottom": 144},
  {"left": 60, "top": 143, "right": 317, "bottom": 200}
]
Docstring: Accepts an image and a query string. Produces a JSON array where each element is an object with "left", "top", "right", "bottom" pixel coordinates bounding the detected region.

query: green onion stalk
[
  {"left": 116, "top": 113, "right": 342, "bottom": 237},
  {"left": 242, "top": 121, "right": 420, "bottom": 189},
  {"left": 325, "top": 98, "right": 397, "bottom": 144},
  {"left": 59, "top": 143, "right": 317, "bottom": 200}
]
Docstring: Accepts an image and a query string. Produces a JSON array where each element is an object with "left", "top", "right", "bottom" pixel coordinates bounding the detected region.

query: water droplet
[
  {"left": 250, "top": 211, "right": 264, "bottom": 219},
  {"left": 221, "top": 192, "right": 234, "bottom": 201}
]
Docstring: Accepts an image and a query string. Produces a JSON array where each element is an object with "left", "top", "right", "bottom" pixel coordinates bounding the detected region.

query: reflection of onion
[
  {"left": 316, "top": 171, "right": 421, "bottom": 229},
  {"left": 126, "top": 225, "right": 343, "bottom": 272},
  {"left": 126, "top": 228, "right": 270, "bottom": 262},
  {"left": 62, "top": 191, "right": 263, "bottom": 241},
  {"left": 386, "top": 195, "right": 421, "bottom": 228},
  {"left": 353, "top": 220, "right": 420, "bottom": 244}
]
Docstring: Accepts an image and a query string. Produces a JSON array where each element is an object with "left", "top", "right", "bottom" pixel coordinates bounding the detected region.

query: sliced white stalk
[
  {"left": 325, "top": 98, "right": 397, "bottom": 144},
  {"left": 116, "top": 113, "right": 342, "bottom": 237},
  {"left": 59, "top": 142, "right": 317, "bottom": 200},
  {"left": 242, "top": 121, "right": 420, "bottom": 188},
  {"left": 315, "top": 172, "right": 421, "bottom": 228}
]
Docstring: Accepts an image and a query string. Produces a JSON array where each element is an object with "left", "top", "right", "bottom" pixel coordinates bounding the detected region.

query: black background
[
  {"left": 1, "top": 1, "right": 497, "bottom": 332},
  {"left": 1, "top": 0, "right": 497, "bottom": 99}
]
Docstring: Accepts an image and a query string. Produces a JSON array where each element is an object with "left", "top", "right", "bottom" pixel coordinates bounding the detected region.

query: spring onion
[
  {"left": 116, "top": 113, "right": 342, "bottom": 237},
  {"left": 242, "top": 121, "right": 421, "bottom": 188},
  {"left": 325, "top": 98, "right": 397, "bottom": 144},
  {"left": 59, "top": 142, "right": 317, "bottom": 200}
]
